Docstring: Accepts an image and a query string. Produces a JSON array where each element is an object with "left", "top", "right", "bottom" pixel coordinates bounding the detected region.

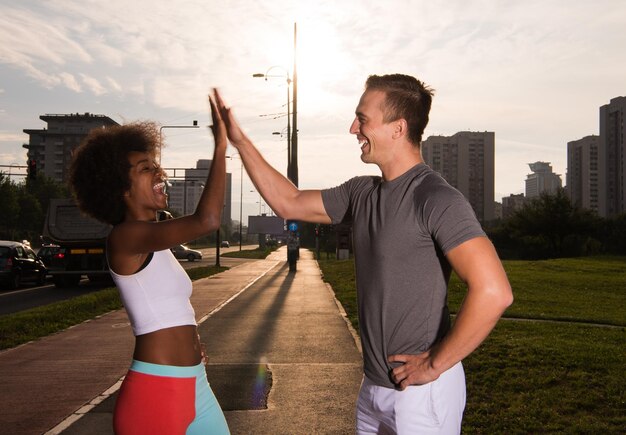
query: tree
[
  {"left": 25, "top": 174, "right": 69, "bottom": 214},
  {"left": 17, "top": 191, "right": 43, "bottom": 240},
  {"left": 0, "top": 172, "right": 70, "bottom": 243},
  {"left": 0, "top": 173, "right": 20, "bottom": 239},
  {"left": 505, "top": 188, "right": 600, "bottom": 258},
  {"left": 600, "top": 213, "right": 626, "bottom": 255}
]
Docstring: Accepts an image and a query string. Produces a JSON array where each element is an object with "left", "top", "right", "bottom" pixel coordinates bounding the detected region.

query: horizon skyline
[{"left": 4, "top": 80, "right": 620, "bottom": 223}]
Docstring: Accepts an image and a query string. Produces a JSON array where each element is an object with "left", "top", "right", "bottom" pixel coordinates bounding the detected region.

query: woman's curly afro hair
[{"left": 68, "top": 121, "right": 161, "bottom": 225}]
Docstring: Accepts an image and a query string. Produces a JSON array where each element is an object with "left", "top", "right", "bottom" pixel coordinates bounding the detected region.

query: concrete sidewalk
[{"left": 0, "top": 248, "right": 363, "bottom": 434}]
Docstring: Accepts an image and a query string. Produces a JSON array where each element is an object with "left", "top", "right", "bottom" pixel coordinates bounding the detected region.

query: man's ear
[{"left": 392, "top": 119, "right": 408, "bottom": 140}]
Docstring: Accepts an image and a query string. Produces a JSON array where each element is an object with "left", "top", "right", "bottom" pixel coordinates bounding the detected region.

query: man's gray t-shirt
[{"left": 321, "top": 163, "right": 486, "bottom": 388}]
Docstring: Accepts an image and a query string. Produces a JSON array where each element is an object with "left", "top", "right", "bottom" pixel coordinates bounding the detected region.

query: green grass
[
  {"left": 0, "top": 264, "right": 226, "bottom": 350},
  {"left": 317, "top": 256, "right": 626, "bottom": 433},
  {"left": 221, "top": 246, "right": 277, "bottom": 259},
  {"left": 317, "top": 258, "right": 360, "bottom": 331},
  {"left": 449, "top": 256, "right": 626, "bottom": 326},
  {"left": 463, "top": 321, "right": 625, "bottom": 433}
]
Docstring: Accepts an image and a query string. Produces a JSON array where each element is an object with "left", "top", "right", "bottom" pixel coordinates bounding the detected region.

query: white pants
[{"left": 356, "top": 362, "right": 466, "bottom": 434}]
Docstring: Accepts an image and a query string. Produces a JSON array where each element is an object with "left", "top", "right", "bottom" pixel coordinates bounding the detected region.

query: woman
[{"left": 68, "top": 91, "right": 230, "bottom": 434}]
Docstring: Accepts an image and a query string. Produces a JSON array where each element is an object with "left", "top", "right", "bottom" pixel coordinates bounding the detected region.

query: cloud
[
  {"left": 0, "top": 132, "right": 28, "bottom": 143},
  {"left": 0, "top": 5, "right": 93, "bottom": 88},
  {"left": 106, "top": 77, "right": 122, "bottom": 93},
  {"left": 1, "top": 0, "right": 625, "bottom": 209},
  {"left": 79, "top": 74, "right": 107, "bottom": 96},
  {"left": 59, "top": 72, "right": 81, "bottom": 92}
]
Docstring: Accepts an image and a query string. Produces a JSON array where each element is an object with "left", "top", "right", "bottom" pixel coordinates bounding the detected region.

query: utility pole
[
  {"left": 290, "top": 22, "right": 298, "bottom": 187},
  {"left": 286, "top": 22, "right": 299, "bottom": 271}
]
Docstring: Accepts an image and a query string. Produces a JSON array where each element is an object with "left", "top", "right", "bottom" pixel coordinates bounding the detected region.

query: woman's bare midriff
[{"left": 133, "top": 325, "right": 203, "bottom": 366}]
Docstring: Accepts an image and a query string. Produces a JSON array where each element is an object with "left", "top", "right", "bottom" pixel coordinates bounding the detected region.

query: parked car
[
  {"left": 220, "top": 241, "right": 230, "bottom": 248},
  {"left": 171, "top": 245, "right": 203, "bottom": 262},
  {"left": 0, "top": 240, "right": 48, "bottom": 289},
  {"left": 37, "top": 244, "right": 60, "bottom": 267}
]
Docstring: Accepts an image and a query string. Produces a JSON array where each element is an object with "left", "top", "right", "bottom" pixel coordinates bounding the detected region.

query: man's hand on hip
[{"left": 387, "top": 351, "right": 440, "bottom": 390}]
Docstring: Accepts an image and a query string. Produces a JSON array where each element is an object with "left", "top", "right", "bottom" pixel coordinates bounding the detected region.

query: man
[{"left": 215, "top": 74, "right": 513, "bottom": 434}]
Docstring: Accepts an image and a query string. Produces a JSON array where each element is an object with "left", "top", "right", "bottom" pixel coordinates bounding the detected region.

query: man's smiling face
[{"left": 349, "top": 89, "right": 397, "bottom": 166}]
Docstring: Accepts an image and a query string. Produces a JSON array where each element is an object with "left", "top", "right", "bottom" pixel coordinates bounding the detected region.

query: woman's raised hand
[
  {"left": 213, "top": 89, "right": 248, "bottom": 148},
  {"left": 209, "top": 89, "right": 227, "bottom": 150}
]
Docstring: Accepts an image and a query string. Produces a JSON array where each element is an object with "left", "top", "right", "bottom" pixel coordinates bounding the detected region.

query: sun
[
  {"left": 252, "top": 15, "right": 354, "bottom": 119},
  {"left": 291, "top": 21, "right": 351, "bottom": 113}
]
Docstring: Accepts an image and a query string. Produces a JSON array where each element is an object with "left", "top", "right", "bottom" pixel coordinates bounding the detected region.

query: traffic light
[{"left": 27, "top": 158, "right": 37, "bottom": 180}]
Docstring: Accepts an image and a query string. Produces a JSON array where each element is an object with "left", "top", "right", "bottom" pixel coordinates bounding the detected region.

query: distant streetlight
[
  {"left": 158, "top": 121, "right": 199, "bottom": 163},
  {"left": 250, "top": 189, "right": 263, "bottom": 215}
]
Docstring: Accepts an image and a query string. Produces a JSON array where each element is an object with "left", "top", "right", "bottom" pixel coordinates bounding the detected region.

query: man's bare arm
[
  {"left": 215, "top": 89, "right": 331, "bottom": 224},
  {"left": 388, "top": 236, "right": 513, "bottom": 389}
]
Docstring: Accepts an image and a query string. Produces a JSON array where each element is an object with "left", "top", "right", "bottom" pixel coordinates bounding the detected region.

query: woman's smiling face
[{"left": 124, "top": 151, "right": 168, "bottom": 220}]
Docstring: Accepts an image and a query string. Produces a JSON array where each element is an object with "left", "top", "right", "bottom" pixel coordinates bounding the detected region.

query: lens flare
[{"left": 251, "top": 357, "right": 268, "bottom": 408}]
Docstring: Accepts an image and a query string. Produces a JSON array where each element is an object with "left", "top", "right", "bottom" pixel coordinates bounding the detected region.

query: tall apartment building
[
  {"left": 566, "top": 135, "right": 599, "bottom": 213},
  {"left": 168, "top": 160, "right": 232, "bottom": 231},
  {"left": 23, "top": 113, "right": 118, "bottom": 183},
  {"left": 599, "top": 96, "right": 626, "bottom": 217},
  {"left": 525, "top": 162, "right": 562, "bottom": 198},
  {"left": 421, "top": 131, "right": 495, "bottom": 222}
]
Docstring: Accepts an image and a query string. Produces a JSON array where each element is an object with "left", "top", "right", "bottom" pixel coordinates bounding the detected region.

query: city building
[
  {"left": 566, "top": 135, "right": 599, "bottom": 213},
  {"left": 525, "top": 162, "right": 562, "bottom": 198},
  {"left": 599, "top": 96, "right": 626, "bottom": 217},
  {"left": 502, "top": 193, "right": 526, "bottom": 219},
  {"left": 23, "top": 113, "right": 118, "bottom": 183},
  {"left": 167, "top": 160, "right": 232, "bottom": 231},
  {"left": 421, "top": 131, "right": 495, "bottom": 222}
]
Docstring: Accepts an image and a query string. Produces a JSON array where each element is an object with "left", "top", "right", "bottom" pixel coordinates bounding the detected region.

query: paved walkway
[{"left": 0, "top": 248, "right": 363, "bottom": 435}]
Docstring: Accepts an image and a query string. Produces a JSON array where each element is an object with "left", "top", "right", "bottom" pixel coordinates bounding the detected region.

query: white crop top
[{"left": 109, "top": 249, "right": 196, "bottom": 336}]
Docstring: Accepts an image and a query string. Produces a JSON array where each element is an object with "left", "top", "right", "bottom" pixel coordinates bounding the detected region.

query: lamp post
[
  {"left": 227, "top": 154, "right": 244, "bottom": 251},
  {"left": 253, "top": 65, "right": 295, "bottom": 184},
  {"left": 158, "top": 121, "right": 200, "bottom": 163},
  {"left": 216, "top": 227, "right": 221, "bottom": 267},
  {"left": 291, "top": 22, "right": 298, "bottom": 187},
  {"left": 254, "top": 23, "right": 299, "bottom": 271}
]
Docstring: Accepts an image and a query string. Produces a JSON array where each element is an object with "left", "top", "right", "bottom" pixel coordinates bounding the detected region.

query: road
[{"left": 0, "top": 245, "right": 259, "bottom": 316}]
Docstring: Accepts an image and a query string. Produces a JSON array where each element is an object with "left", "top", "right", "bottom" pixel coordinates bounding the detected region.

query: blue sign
[{"left": 288, "top": 221, "right": 298, "bottom": 232}]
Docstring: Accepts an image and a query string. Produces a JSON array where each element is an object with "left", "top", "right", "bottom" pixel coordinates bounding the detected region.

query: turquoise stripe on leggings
[{"left": 130, "top": 359, "right": 205, "bottom": 378}]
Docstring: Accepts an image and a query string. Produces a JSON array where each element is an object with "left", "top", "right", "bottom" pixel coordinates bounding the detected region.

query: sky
[{"left": 1, "top": 0, "right": 625, "bottom": 222}]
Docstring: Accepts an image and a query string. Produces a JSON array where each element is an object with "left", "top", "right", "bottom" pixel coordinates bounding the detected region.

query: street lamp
[
  {"left": 253, "top": 66, "right": 293, "bottom": 183},
  {"left": 158, "top": 121, "right": 200, "bottom": 163},
  {"left": 254, "top": 23, "right": 299, "bottom": 271},
  {"left": 272, "top": 127, "right": 289, "bottom": 138},
  {"left": 227, "top": 153, "right": 244, "bottom": 251}
]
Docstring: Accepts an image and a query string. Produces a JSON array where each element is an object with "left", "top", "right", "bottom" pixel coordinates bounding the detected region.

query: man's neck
[{"left": 379, "top": 149, "right": 424, "bottom": 181}]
